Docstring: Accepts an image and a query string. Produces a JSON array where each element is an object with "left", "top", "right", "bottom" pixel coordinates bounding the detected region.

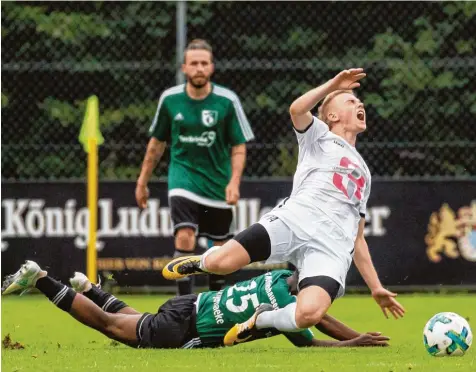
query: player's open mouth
[{"left": 356, "top": 110, "right": 365, "bottom": 121}]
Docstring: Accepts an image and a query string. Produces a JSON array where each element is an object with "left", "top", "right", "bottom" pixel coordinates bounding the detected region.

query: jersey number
[
  {"left": 332, "top": 157, "right": 365, "bottom": 202},
  {"left": 225, "top": 280, "right": 259, "bottom": 313}
]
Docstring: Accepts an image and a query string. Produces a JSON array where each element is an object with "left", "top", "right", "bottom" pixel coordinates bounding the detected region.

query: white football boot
[
  {"left": 69, "top": 272, "right": 94, "bottom": 293},
  {"left": 2, "top": 260, "right": 47, "bottom": 295}
]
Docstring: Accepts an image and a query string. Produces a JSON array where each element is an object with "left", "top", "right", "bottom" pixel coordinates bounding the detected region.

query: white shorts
[{"left": 258, "top": 214, "right": 353, "bottom": 298}]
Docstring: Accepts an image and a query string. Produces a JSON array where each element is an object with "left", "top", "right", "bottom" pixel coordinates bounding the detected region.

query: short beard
[{"left": 187, "top": 76, "right": 209, "bottom": 89}]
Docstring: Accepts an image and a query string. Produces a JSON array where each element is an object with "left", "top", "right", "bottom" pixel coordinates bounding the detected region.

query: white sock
[
  {"left": 255, "top": 302, "right": 302, "bottom": 332},
  {"left": 199, "top": 246, "right": 221, "bottom": 272}
]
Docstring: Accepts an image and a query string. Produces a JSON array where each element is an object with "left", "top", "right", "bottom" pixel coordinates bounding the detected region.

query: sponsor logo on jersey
[
  {"left": 212, "top": 290, "right": 225, "bottom": 324},
  {"left": 333, "top": 140, "right": 344, "bottom": 148},
  {"left": 201, "top": 110, "right": 218, "bottom": 127},
  {"left": 174, "top": 112, "right": 184, "bottom": 121},
  {"left": 264, "top": 272, "right": 279, "bottom": 310},
  {"left": 263, "top": 215, "right": 278, "bottom": 223},
  {"left": 425, "top": 201, "right": 476, "bottom": 263},
  {"left": 178, "top": 131, "right": 216, "bottom": 147}
]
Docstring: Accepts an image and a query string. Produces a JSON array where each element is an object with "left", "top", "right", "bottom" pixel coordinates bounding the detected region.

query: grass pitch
[{"left": 2, "top": 293, "right": 475, "bottom": 372}]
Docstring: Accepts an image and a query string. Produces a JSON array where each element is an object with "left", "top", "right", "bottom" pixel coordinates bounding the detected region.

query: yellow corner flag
[
  {"left": 79, "top": 95, "right": 104, "bottom": 152},
  {"left": 79, "top": 95, "right": 103, "bottom": 283}
]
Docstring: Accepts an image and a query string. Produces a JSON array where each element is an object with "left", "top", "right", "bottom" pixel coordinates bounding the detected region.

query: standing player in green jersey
[
  {"left": 2, "top": 261, "right": 390, "bottom": 349},
  {"left": 136, "top": 39, "right": 254, "bottom": 296}
]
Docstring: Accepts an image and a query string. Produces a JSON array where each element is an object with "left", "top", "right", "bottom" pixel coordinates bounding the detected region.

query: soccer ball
[{"left": 423, "top": 312, "right": 473, "bottom": 356}]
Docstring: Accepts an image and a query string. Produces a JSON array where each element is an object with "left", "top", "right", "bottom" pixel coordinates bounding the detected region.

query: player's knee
[
  {"left": 202, "top": 240, "right": 248, "bottom": 274},
  {"left": 175, "top": 228, "right": 195, "bottom": 251},
  {"left": 203, "top": 254, "right": 222, "bottom": 272},
  {"left": 103, "top": 315, "right": 126, "bottom": 339},
  {"left": 99, "top": 313, "right": 115, "bottom": 333},
  {"left": 203, "top": 248, "right": 235, "bottom": 273},
  {"left": 295, "top": 304, "right": 326, "bottom": 328}
]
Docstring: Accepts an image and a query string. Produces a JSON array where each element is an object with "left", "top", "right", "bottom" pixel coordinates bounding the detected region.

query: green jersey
[
  {"left": 149, "top": 83, "right": 254, "bottom": 207},
  {"left": 195, "top": 270, "right": 314, "bottom": 347}
]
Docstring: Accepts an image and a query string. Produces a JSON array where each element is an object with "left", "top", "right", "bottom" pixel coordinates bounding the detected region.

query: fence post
[{"left": 176, "top": 1, "right": 187, "bottom": 84}]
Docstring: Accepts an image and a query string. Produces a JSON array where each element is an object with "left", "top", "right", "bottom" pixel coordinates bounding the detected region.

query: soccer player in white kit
[{"left": 163, "top": 69, "right": 406, "bottom": 345}]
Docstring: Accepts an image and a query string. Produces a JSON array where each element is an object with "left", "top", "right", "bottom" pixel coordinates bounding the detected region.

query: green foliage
[
  {"left": 4, "top": 5, "right": 112, "bottom": 43},
  {"left": 39, "top": 98, "right": 157, "bottom": 132},
  {"left": 242, "top": 80, "right": 314, "bottom": 115},
  {"left": 271, "top": 2, "right": 475, "bottom": 177},
  {"left": 2, "top": 2, "right": 474, "bottom": 180},
  {"left": 366, "top": 3, "right": 474, "bottom": 119},
  {"left": 1, "top": 92, "right": 9, "bottom": 108},
  {"left": 187, "top": 2, "right": 214, "bottom": 26},
  {"left": 272, "top": 145, "right": 298, "bottom": 177},
  {"left": 236, "top": 27, "right": 328, "bottom": 54}
]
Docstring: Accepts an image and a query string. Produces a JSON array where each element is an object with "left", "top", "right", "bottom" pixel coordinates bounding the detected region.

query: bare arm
[
  {"left": 309, "top": 333, "right": 389, "bottom": 347},
  {"left": 137, "top": 138, "right": 167, "bottom": 186},
  {"left": 353, "top": 218, "right": 406, "bottom": 319},
  {"left": 135, "top": 138, "right": 167, "bottom": 208},
  {"left": 225, "top": 144, "right": 246, "bottom": 205},
  {"left": 315, "top": 314, "right": 361, "bottom": 341},
  {"left": 284, "top": 332, "right": 389, "bottom": 348},
  {"left": 309, "top": 338, "right": 355, "bottom": 347},
  {"left": 289, "top": 80, "right": 336, "bottom": 131},
  {"left": 230, "top": 144, "right": 246, "bottom": 183},
  {"left": 289, "top": 68, "right": 366, "bottom": 131},
  {"left": 353, "top": 218, "right": 382, "bottom": 291}
]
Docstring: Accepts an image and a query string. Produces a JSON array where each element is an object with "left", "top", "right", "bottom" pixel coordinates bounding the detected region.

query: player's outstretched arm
[
  {"left": 284, "top": 332, "right": 389, "bottom": 348},
  {"left": 353, "top": 218, "right": 406, "bottom": 319},
  {"left": 289, "top": 68, "right": 366, "bottom": 131},
  {"left": 310, "top": 333, "right": 389, "bottom": 347},
  {"left": 315, "top": 313, "right": 361, "bottom": 340},
  {"left": 135, "top": 137, "right": 167, "bottom": 208},
  {"left": 314, "top": 314, "right": 390, "bottom": 347}
]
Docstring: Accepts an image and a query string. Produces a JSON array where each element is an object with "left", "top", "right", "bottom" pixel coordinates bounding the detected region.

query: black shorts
[
  {"left": 170, "top": 196, "right": 234, "bottom": 241},
  {"left": 136, "top": 294, "right": 201, "bottom": 349},
  {"left": 234, "top": 223, "right": 272, "bottom": 263}
]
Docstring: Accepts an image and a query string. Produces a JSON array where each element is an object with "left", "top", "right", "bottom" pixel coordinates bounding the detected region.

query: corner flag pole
[{"left": 79, "top": 96, "right": 104, "bottom": 283}]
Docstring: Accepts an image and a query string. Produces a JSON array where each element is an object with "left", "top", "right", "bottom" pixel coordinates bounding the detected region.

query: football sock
[
  {"left": 176, "top": 277, "right": 193, "bottom": 295},
  {"left": 208, "top": 273, "right": 225, "bottom": 291},
  {"left": 83, "top": 285, "right": 128, "bottom": 313},
  {"left": 199, "top": 246, "right": 221, "bottom": 272},
  {"left": 35, "top": 276, "right": 76, "bottom": 312},
  {"left": 255, "top": 302, "right": 302, "bottom": 332}
]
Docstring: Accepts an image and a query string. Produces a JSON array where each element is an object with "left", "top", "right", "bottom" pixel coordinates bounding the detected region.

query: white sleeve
[{"left": 294, "top": 116, "right": 329, "bottom": 147}]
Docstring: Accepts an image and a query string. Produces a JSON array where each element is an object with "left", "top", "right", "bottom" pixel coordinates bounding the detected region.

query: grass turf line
[{"left": 2, "top": 294, "right": 475, "bottom": 372}]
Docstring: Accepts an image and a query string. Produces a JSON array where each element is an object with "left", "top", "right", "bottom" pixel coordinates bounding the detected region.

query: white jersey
[{"left": 272, "top": 116, "right": 371, "bottom": 242}]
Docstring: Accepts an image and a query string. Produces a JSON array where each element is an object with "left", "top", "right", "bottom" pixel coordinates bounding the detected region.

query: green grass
[{"left": 2, "top": 294, "right": 475, "bottom": 372}]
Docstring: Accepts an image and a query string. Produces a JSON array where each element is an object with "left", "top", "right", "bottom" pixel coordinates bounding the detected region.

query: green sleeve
[
  {"left": 226, "top": 95, "right": 254, "bottom": 145},
  {"left": 149, "top": 95, "right": 171, "bottom": 141},
  {"left": 284, "top": 329, "right": 315, "bottom": 346}
]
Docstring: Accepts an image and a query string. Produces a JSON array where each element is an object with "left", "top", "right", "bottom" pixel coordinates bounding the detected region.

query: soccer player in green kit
[
  {"left": 135, "top": 39, "right": 254, "bottom": 296},
  {"left": 2, "top": 261, "right": 389, "bottom": 349}
]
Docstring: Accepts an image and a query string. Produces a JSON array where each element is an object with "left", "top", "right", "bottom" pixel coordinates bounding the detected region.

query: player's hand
[
  {"left": 372, "top": 287, "right": 406, "bottom": 319},
  {"left": 331, "top": 68, "right": 366, "bottom": 90},
  {"left": 135, "top": 183, "right": 149, "bottom": 209},
  {"left": 350, "top": 332, "right": 390, "bottom": 347},
  {"left": 225, "top": 179, "right": 240, "bottom": 205}
]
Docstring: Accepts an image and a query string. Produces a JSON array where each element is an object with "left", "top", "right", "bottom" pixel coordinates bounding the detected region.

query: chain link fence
[{"left": 2, "top": 1, "right": 475, "bottom": 181}]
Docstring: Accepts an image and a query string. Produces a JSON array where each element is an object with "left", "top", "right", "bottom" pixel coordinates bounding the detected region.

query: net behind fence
[{"left": 2, "top": 1, "right": 475, "bottom": 181}]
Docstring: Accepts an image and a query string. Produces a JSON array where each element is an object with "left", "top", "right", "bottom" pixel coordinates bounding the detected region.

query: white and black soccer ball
[{"left": 423, "top": 312, "right": 473, "bottom": 356}]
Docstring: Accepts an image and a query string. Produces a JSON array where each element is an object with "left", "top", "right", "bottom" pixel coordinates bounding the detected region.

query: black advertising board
[{"left": 2, "top": 181, "right": 475, "bottom": 289}]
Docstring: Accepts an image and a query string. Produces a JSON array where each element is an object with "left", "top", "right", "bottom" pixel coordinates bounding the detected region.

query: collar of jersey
[{"left": 183, "top": 83, "right": 215, "bottom": 103}]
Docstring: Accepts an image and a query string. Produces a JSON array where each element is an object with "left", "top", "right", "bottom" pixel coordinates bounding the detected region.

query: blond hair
[
  {"left": 184, "top": 39, "right": 213, "bottom": 62},
  {"left": 317, "top": 90, "right": 355, "bottom": 126}
]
